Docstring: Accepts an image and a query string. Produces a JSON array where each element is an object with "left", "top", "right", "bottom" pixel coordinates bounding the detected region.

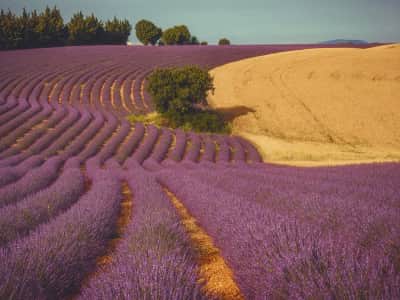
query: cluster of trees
[
  {"left": 135, "top": 20, "right": 204, "bottom": 46},
  {"left": 147, "top": 66, "right": 229, "bottom": 133},
  {"left": 0, "top": 6, "right": 131, "bottom": 50},
  {"left": 135, "top": 19, "right": 229, "bottom": 46}
]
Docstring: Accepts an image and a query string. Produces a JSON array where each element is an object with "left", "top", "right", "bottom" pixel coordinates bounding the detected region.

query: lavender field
[{"left": 0, "top": 45, "right": 398, "bottom": 299}]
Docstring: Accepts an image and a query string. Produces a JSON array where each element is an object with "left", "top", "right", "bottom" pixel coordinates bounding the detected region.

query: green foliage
[
  {"left": 147, "top": 65, "right": 214, "bottom": 114},
  {"left": 146, "top": 66, "right": 229, "bottom": 133},
  {"left": 200, "top": 41, "right": 208, "bottom": 46},
  {"left": 105, "top": 17, "right": 132, "bottom": 44},
  {"left": 67, "top": 12, "right": 104, "bottom": 45},
  {"left": 0, "top": 7, "right": 131, "bottom": 50},
  {"left": 36, "top": 6, "right": 66, "bottom": 47},
  {"left": 218, "top": 38, "right": 231, "bottom": 45},
  {"left": 190, "top": 36, "right": 199, "bottom": 45},
  {"left": 135, "top": 19, "right": 162, "bottom": 45},
  {"left": 162, "top": 25, "right": 191, "bottom": 45}
]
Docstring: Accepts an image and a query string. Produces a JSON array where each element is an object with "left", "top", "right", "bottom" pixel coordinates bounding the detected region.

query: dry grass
[
  {"left": 164, "top": 188, "right": 243, "bottom": 300},
  {"left": 208, "top": 44, "right": 400, "bottom": 166}
]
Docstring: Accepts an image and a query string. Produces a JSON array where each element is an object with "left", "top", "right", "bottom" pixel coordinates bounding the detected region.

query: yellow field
[{"left": 208, "top": 44, "right": 400, "bottom": 166}]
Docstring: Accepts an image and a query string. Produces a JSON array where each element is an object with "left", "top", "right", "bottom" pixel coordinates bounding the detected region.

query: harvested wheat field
[{"left": 209, "top": 44, "right": 400, "bottom": 166}]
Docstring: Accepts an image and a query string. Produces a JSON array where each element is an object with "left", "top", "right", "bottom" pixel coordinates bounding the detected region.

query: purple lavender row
[
  {"left": 158, "top": 165, "right": 400, "bottom": 299},
  {"left": 115, "top": 122, "right": 145, "bottom": 164},
  {"left": 126, "top": 124, "right": 159, "bottom": 166},
  {"left": 0, "top": 156, "right": 63, "bottom": 208},
  {"left": 168, "top": 128, "right": 187, "bottom": 162},
  {"left": 146, "top": 128, "right": 173, "bottom": 163},
  {"left": 59, "top": 110, "right": 105, "bottom": 160},
  {"left": 0, "top": 103, "right": 52, "bottom": 153},
  {"left": 0, "top": 98, "right": 17, "bottom": 115},
  {"left": 78, "top": 167, "right": 207, "bottom": 300},
  {"left": 0, "top": 170, "right": 122, "bottom": 299},
  {"left": 0, "top": 98, "right": 30, "bottom": 125},
  {"left": 96, "top": 119, "right": 131, "bottom": 164},
  {"left": 215, "top": 136, "right": 231, "bottom": 162},
  {"left": 0, "top": 166, "right": 85, "bottom": 246},
  {"left": 0, "top": 155, "right": 43, "bottom": 188},
  {"left": 237, "top": 136, "right": 262, "bottom": 163},
  {"left": 77, "top": 111, "right": 118, "bottom": 162},
  {"left": 184, "top": 133, "right": 201, "bottom": 162},
  {"left": 0, "top": 105, "right": 76, "bottom": 166},
  {"left": 0, "top": 105, "right": 66, "bottom": 160},
  {"left": 42, "top": 108, "right": 92, "bottom": 157},
  {"left": 0, "top": 100, "right": 40, "bottom": 137},
  {"left": 200, "top": 136, "right": 216, "bottom": 163},
  {"left": 228, "top": 137, "right": 246, "bottom": 162}
]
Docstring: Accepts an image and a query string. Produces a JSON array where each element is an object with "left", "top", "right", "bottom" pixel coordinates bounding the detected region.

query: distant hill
[{"left": 321, "top": 39, "right": 368, "bottom": 45}]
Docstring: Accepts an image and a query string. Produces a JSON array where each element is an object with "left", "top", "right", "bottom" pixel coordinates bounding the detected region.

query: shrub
[
  {"left": 200, "top": 41, "right": 208, "bottom": 45},
  {"left": 147, "top": 65, "right": 214, "bottom": 114},
  {"left": 146, "top": 66, "right": 229, "bottom": 133},
  {"left": 135, "top": 19, "right": 162, "bottom": 45},
  {"left": 162, "top": 25, "right": 191, "bottom": 45},
  {"left": 218, "top": 38, "right": 230, "bottom": 45}
]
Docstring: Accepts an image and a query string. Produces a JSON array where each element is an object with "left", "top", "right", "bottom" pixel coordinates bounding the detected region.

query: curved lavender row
[
  {"left": 0, "top": 101, "right": 41, "bottom": 136},
  {"left": 0, "top": 156, "right": 63, "bottom": 208},
  {"left": 59, "top": 111, "right": 105, "bottom": 160},
  {"left": 97, "top": 119, "right": 131, "bottom": 164},
  {"left": 237, "top": 137, "right": 262, "bottom": 163},
  {"left": 77, "top": 111, "right": 118, "bottom": 162},
  {"left": 228, "top": 137, "right": 246, "bottom": 162},
  {"left": 115, "top": 122, "right": 145, "bottom": 164},
  {"left": 168, "top": 128, "right": 187, "bottom": 162},
  {"left": 0, "top": 105, "right": 65, "bottom": 160},
  {"left": 42, "top": 109, "right": 92, "bottom": 157},
  {"left": 147, "top": 128, "right": 173, "bottom": 163},
  {"left": 127, "top": 125, "right": 159, "bottom": 165},
  {"left": 0, "top": 155, "right": 44, "bottom": 188},
  {"left": 0, "top": 171, "right": 122, "bottom": 299},
  {"left": 0, "top": 98, "right": 17, "bottom": 115},
  {"left": 0, "top": 98, "right": 30, "bottom": 125},
  {"left": 184, "top": 134, "right": 201, "bottom": 162},
  {"left": 158, "top": 165, "right": 400, "bottom": 299},
  {"left": 0, "top": 105, "right": 76, "bottom": 166},
  {"left": 79, "top": 168, "right": 207, "bottom": 300},
  {"left": 0, "top": 157, "right": 62, "bottom": 207},
  {"left": 201, "top": 136, "right": 216, "bottom": 162},
  {"left": 0, "top": 166, "right": 85, "bottom": 247},
  {"left": 0, "top": 104, "right": 52, "bottom": 153},
  {"left": 215, "top": 136, "right": 231, "bottom": 162}
]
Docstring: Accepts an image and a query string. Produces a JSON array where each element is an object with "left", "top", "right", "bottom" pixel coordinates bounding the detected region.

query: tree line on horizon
[
  {"left": 0, "top": 6, "right": 131, "bottom": 50},
  {"left": 0, "top": 7, "right": 231, "bottom": 50}
]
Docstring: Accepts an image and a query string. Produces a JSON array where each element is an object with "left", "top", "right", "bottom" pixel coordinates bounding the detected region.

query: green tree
[
  {"left": 105, "top": 17, "right": 131, "bottom": 44},
  {"left": 190, "top": 36, "right": 199, "bottom": 45},
  {"left": 218, "top": 38, "right": 230, "bottom": 45},
  {"left": 35, "top": 6, "right": 66, "bottom": 47},
  {"left": 67, "top": 12, "right": 104, "bottom": 45},
  {"left": 147, "top": 66, "right": 214, "bottom": 114},
  {"left": 135, "top": 19, "right": 162, "bottom": 45},
  {"left": 162, "top": 25, "right": 191, "bottom": 45},
  {"left": 200, "top": 41, "right": 208, "bottom": 46}
]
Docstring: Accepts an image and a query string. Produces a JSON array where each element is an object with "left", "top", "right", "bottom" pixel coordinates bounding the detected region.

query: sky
[{"left": 1, "top": 0, "right": 399, "bottom": 44}]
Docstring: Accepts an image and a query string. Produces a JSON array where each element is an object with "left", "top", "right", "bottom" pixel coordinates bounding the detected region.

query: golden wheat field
[{"left": 209, "top": 44, "right": 400, "bottom": 166}]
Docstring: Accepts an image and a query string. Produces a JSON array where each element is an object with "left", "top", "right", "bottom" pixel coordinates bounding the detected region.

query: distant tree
[
  {"left": 35, "top": 6, "right": 67, "bottom": 47},
  {"left": 190, "top": 36, "right": 199, "bottom": 45},
  {"left": 105, "top": 17, "right": 132, "bottom": 44},
  {"left": 218, "top": 38, "right": 230, "bottom": 45},
  {"left": 135, "top": 19, "right": 162, "bottom": 45},
  {"left": 162, "top": 25, "right": 191, "bottom": 45},
  {"left": 67, "top": 12, "right": 104, "bottom": 45},
  {"left": 200, "top": 41, "right": 208, "bottom": 45}
]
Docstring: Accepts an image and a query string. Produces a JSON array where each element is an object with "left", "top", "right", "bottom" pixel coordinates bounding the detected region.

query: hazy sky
[{"left": 1, "top": 0, "right": 399, "bottom": 44}]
